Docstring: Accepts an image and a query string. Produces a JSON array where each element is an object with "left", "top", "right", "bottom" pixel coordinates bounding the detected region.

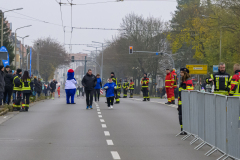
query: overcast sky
[{"left": 1, "top": 0, "right": 177, "bottom": 54}]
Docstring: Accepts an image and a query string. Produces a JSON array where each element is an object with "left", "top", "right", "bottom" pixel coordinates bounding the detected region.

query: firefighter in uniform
[
  {"left": 165, "top": 69, "right": 174, "bottom": 104},
  {"left": 178, "top": 68, "right": 193, "bottom": 135},
  {"left": 129, "top": 79, "right": 134, "bottom": 98},
  {"left": 141, "top": 73, "right": 150, "bottom": 101},
  {"left": 21, "top": 71, "right": 33, "bottom": 112},
  {"left": 117, "top": 79, "right": 122, "bottom": 98},
  {"left": 111, "top": 72, "right": 120, "bottom": 104},
  {"left": 122, "top": 79, "right": 129, "bottom": 98},
  {"left": 206, "top": 62, "right": 231, "bottom": 95},
  {"left": 13, "top": 69, "right": 22, "bottom": 111},
  {"left": 171, "top": 68, "right": 177, "bottom": 104}
]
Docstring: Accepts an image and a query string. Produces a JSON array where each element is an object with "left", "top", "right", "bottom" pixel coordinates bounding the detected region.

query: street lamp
[
  {"left": 17, "top": 35, "right": 29, "bottom": 70},
  {"left": 1, "top": 8, "right": 23, "bottom": 47},
  {"left": 14, "top": 25, "right": 32, "bottom": 67}
]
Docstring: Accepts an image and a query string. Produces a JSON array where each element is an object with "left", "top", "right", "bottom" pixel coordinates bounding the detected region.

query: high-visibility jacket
[
  {"left": 206, "top": 72, "right": 232, "bottom": 95},
  {"left": 171, "top": 70, "right": 177, "bottom": 89},
  {"left": 165, "top": 73, "right": 174, "bottom": 88},
  {"left": 21, "top": 78, "right": 32, "bottom": 91},
  {"left": 111, "top": 76, "right": 117, "bottom": 86},
  {"left": 178, "top": 78, "right": 194, "bottom": 105},
  {"left": 123, "top": 82, "right": 129, "bottom": 89},
  {"left": 117, "top": 82, "right": 122, "bottom": 90},
  {"left": 129, "top": 82, "right": 134, "bottom": 90},
  {"left": 13, "top": 75, "right": 22, "bottom": 91},
  {"left": 229, "top": 70, "right": 240, "bottom": 96},
  {"left": 141, "top": 77, "right": 149, "bottom": 88}
]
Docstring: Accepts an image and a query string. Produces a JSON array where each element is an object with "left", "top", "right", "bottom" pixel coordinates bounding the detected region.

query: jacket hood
[{"left": 67, "top": 72, "right": 74, "bottom": 80}]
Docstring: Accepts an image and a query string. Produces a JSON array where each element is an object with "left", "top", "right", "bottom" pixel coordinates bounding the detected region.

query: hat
[
  {"left": 5, "top": 65, "right": 10, "bottom": 68},
  {"left": 68, "top": 69, "right": 74, "bottom": 73},
  {"left": 17, "top": 69, "right": 22, "bottom": 74},
  {"left": 180, "top": 68, "right": 189, "bottom": 73},
  {"left": 0, "top": 65, "right": 4, "bottom": 70},
  {"left": 111, "top": 72, "right": 114, "bottom": 75}
]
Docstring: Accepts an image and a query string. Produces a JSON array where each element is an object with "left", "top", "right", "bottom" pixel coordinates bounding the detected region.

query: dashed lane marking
[
  {"left": 102, "top": 124, "right": 107, "bottom": 128},
  {"left": 104, "top": 131, "right": 110, "bottom": 136},
  {"left": 98, "top": 112, "right": 101, "bottom": 114},
  {"left": 106, "top": 139, "right": 114, "bottom": 145},
  {"left": 98, "top": 115, "right": 103, "bottom": 118},
  {"left": 111, "top": 151, "right": 121, "bottom": 160},
  {"left": 97, "top": 109, "right": 101, "bottom": 111},
  {"left": 100, "top": 119, "right": 105, "bottom": 122}
]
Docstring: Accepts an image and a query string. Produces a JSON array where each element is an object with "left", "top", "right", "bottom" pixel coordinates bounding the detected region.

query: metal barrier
[{"left": 177, "top": 91, "right": 240, "bottom": 160}]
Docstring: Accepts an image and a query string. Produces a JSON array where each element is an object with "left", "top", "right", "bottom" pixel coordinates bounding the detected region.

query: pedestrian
[
  {"left": 13, "top": 69, "right": 22, "bottom": 110},
  {"left": 4, "top": 70, "right": 13, "bottom": 105},
  {"left": 206, "top": 62, "right": 231, "bottom": 95},
  {"left": 104, "top": 77, "right": 117, "bottom": 109},
  {"left": 117, "top": 78, "right": 122, "bottom": 98},
  {"left": 0, "top": 65, "right": 5, "bottom": 106},
  {"left": 111, "top": 72, "right": 120, "bottom": 103},
  {"left": 129, "top": 79, "right": 134, "bottom": 98},
  {"left": 4, "top": 65, "right": 10, "bottom": 76},
  {"left": 37, "top": 78, "right": 42, "bottom": 97},
  {"left": 44, "top": 84, "right": 48, "bottom": 97},
  {"left": 141, "top": 73, "right": 150, "bottom": 101},
  {"left": 178, "top": 68, "right": 193, "bottom": 135},
  {"left": 194, "top": 82, "right": 201, "bottom": 91},
  {"left": 33, "top": 76, "right": 38, "bottom": 96},
  {"left": 122, "top": 79, "right": 129, "bottom": 98},
  {"left": 165, "top": 68, "right": 174, "bottom": 104},
  {"left": 171, "top": 68, "right": 177, "bottom": 104},
  {"left": 94, "top": 73, "right": 102, "bottom": 102},
  {"left": 82, "top": 69, "right": 97, "bottom": 109},
  {"left": 76, "top": 86, "right": 80, "bottom": 97},
  {"left": 50, "top": 79, "right": 58, "bottom": 99},
  {"left": 229, "top": 63, "right": 240, "bottom": 96},
  {"left": 57, "top": 86, "right": 61, "bottom": 98},
  {"left": 21, "top": 71, "right": 33, "bottom": 112},
  {"left": 12, "top": 70, "right": 17, "bottom": 102},
  {"left": 65, "top": 69, "right": 77, "bottom": 104}
]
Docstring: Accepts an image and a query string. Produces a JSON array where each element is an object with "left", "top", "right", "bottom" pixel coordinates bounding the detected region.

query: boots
[
  {"left": 143, "top": 98, "right": 146, "bottom": 101},
  {"left": 165, "top": 101, "right": 172, "bottom": 104},
  {"left": 171, "top": 100, "right": 175, "bottom": 104}
]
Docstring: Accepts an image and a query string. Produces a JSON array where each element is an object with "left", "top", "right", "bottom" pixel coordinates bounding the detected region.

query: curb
[{"left": 0, "top": 108, "right": 9, "bottom": 116}]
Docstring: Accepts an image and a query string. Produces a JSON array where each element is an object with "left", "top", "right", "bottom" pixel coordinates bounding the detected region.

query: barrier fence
[{"left": 177, "top": 90, "right": 240, "bottom": 160}]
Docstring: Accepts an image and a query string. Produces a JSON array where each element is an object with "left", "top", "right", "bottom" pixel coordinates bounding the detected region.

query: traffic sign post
[{"left": 186, "top": 64, "right": 208, "bottom": 75}]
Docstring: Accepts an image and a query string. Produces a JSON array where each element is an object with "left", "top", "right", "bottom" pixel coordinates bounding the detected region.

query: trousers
[{"left": 85, "top": 90, "right": 93, "bottom": 106}]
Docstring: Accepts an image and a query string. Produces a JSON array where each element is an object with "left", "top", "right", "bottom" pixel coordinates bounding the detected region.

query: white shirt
[{"left": 65, "top": 79, "right": 77, "bottom": 89}]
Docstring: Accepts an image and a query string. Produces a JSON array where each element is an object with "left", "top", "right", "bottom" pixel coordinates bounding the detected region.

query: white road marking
[
  {"left": 98, "top": 112, "right": 101, "bottom": 114},
  {"left": 96, "top": 107, "right": 99, "bottom": 109},
  {"left": 97, "top": 109, "right": 100, "bottom": 111},
  {"left": 111, "top": 151, "right": 121, "bottom": 159},
  {"left": 104, "top": 131, "right": 110, "bottom": 136},
  {"left": 98, "top": 115, "right": 102, "bottom": 118},
  {"left": 106, "top": 139, "right": 114, "bottom": 145},
  {"left": 100, "top": 119, "right": 105, "bottom": 122},
  {"left": 3, "top": 116, "right": 7, "bottom": 119},
  {"left": 102, "top": 124, "right": 107, "bottom": 128}
]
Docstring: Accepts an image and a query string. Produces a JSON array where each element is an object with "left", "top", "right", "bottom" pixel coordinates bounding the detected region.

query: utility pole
[
  {"left": 1, "top": 10, "right": 3, "bottom": 47},
  {"left": 84, "top": 56, "right": 87, "bottom": 75},
  {"left": 37, "top": 43, "right": 39, "bottom": 78}
]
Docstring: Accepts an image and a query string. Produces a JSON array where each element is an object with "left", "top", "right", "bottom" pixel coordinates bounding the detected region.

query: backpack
[{"left": 14, "top": 76, "right": 21, "bottom": 87}]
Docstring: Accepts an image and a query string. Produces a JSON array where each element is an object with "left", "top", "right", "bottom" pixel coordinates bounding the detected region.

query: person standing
[
  {"left": 117, "top": 78, "right": 122, "bottom": 98},
  {"left": 50, "top": 79, "right": 58, "bottom": 99},
  {"left": 129, "top": 79, "right": 134, "bottom": 98},
  {"left": 122, "top": 79, "right": 129, "bottom": 98},
  {"left": 82, "top": 69, "right": 97, "bottom": 109},
  {"left": 13, "top": 69, "right": 22, "bottom": 110},
  {"left": 94, "top": 74, "right": 102, "bottom": 102},
  {"left": 104, "top": 77, "right": 117, "bottom": 109},
  {"left": 57, "top": 86, "right": 61, "bottom": 98},
  {"left": 206, "top": 62, "right": 231, "bottom": 95},
  {"left": 171, "top": 68, "right": 177, "bottom": 104},
  {"left": 111, "top": 72, "right": 120, "bottom": 104},
  {"left": 178, "top": 68, "right": 193, "bottom": 135},
  {"left": 141, "top": 73, "right": 150, "bottom": 101},
  {"left": 229, "top": 63, "right": 240, "bottom": 96},
  {"left": 165, "top": 69, "right": 174, "bottom": 104},
  {"left": 4, "top": 70, "right": 13, "bottom": 105},
  {"left": 21, "top": 71, "right": 33, "bottom": 112},
  {"left": 37, "top": 78, "right": 42, "bottom": 96},
  {"left": 0, "top": 65, "right": 5, "bottom": 106}
]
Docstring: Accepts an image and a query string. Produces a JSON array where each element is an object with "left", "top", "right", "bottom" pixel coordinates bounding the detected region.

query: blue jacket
[
  {"left": 104, "top": 82, "right": 116, "bottom": 97},
  {"left": 95, "top": 78, "right": 102, "bottom": 89}
]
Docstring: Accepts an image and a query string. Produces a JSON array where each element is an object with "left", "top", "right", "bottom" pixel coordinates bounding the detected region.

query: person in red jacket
[
  {"left": 171, "top": 68, "right": 177, "bottom": 104},
  {"left": 165, "top": 69, "right": 174, "bottom": 104},
  {"left": 229, "top": 63, "right": 240, "bottom": 96}
]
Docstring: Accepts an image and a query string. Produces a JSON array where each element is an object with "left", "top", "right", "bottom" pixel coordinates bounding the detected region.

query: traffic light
[{"left": 129, "top": 46, "right": 133, "bottom": 54}]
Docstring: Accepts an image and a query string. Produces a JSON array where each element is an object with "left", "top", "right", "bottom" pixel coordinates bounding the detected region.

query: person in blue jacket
[
  {"left": 104, "top": 77, "right": 117, "bottom": 109},
  {"left": 94, "top": 74, "right": 102, "bottom": 102}
]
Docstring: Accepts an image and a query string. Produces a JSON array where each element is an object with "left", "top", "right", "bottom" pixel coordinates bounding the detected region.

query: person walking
[
  {"left": 4, "top": 70, "right": 13, "bottom": 105},
  {"left": 0, "top": 65, "right": 5, "bottom": 106},
  {"left": 104, "top": 77, "right": 117, "bottom": 109},
  {"left": 82, "top": 69, "right": 97, "bottom": 109},
  {"left": 65, "top": 69, "right": 77, "bottom": 104},
  {"left": 21, "top": 71, "right": 33, "bottom": 112},
  {"left": 94, "top": 74, "right": 102, "bottom": 102},
  {"left": 50, "top": 79, "right": 58, "bottom": 99},
  {"left": 129, "top": 79, "right": 134, "bottom": 98}
]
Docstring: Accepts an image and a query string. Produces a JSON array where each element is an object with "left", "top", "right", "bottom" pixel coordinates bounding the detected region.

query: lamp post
[
  {"left": 14, "top": 25, "right": 32, "bottom": 68},
  {"left": 1, "top": 8, "right": 23, "bottom": 47},
  {"left": 17, "top": 35, "right": 29, "bottom": 70}
]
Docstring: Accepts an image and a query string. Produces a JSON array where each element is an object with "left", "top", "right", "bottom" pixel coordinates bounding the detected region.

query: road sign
[
  {"left": 100, "top": 89, "right": 104, "bottom": 95},
  {"left": 186, "top": 64, "right": 208, "bottom": 75},
  {"left": 213, "top": 65, "right": 218, "bottom": 73}
]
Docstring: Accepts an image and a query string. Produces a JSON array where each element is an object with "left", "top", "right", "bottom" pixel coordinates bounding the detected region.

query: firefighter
[
  {"left": 13, "top": 69, "right": 22, "bottom": 111},
  {"left": 229, "top": 63, "right": 240, "bottom": 96},
  {"left": 206, "top": 62, "right": 231, "bottom": 95},
  {"left": 171, "top": 68, "right": 177, "bottom": 104},
  {"left": 111, "top": 72, "right": 120, "bottom": 104},
  {"left": 122, "top": 79, "right": 129, "bottom": 98},
  {"left": 21, "top": 71, "right": 33, "bottom": 112},
  {"left": 165, "top": 69, "right": 174, "bottom": 104},
  {"left": 129, "top": 79, "right": 134, "bottom": 98},
  {"left": 117, "top": 79, "right": 122, "bottom": 98},
  {"left": 178, "top": 68, "right": 193, "bottom": 135},
  {"left": 141, "top": 73, "right": 150, "bottom": 101}
]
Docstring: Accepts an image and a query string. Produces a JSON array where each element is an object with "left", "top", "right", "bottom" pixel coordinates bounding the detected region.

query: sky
[{"left": 1, "top": 0, "right": 177, "bottom": 54}]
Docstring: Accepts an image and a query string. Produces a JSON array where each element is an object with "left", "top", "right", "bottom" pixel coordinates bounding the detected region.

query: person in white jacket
[{"left": 65, "top": 69, "right": 77, "bottom": 104}]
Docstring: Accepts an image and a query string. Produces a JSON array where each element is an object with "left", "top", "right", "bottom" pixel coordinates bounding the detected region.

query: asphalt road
[{"left": 0, "top": 95, "right": 223, "bottom": 160}]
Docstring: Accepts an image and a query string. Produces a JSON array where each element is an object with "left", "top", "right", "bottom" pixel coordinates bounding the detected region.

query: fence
[{"left": 177, "top": 90, "right": 240, "bottom": 160}]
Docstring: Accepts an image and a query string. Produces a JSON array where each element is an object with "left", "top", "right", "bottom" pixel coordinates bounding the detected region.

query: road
[{"left": 0, "top": 95, "right": 223, "bottom": 160}]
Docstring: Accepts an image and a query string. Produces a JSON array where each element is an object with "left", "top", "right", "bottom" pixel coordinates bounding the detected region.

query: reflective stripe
[
  {"left": 178, "top": 101, "right": 182, "bottom": 105},
  {"left": 216, "top": 77, "right": 219, "bottom": 90},
  {"left": 225, "top": 77, "right": 228, "bottom": 88},
  {"left": 181, "top": 125, "right": 183, "bottom": 128}
]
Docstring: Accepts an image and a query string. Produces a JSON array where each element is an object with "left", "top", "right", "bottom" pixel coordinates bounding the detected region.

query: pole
[
  {"left": 101, "top": 43, "right": 103, "bottom": 80},
  {"left": 27, "top": 53, "right": 28, "bottom": 71},
  {"left": 14, "top": 31, "right": 17, "bottom": 67},
  {"left": 1, "top": 11, "right": 3, "bottom": 47},
  {"left": 22, "top": 38, "right": 24, "bottom": 71},
  {"left": 220, "top": 29, "right": 222, "bottom": 63},
  {"left": 37, "top": 43, "right": 39, "bottom": 78},
  {"left": 84, "top": 56, "right": 86, "bottom": 75}
]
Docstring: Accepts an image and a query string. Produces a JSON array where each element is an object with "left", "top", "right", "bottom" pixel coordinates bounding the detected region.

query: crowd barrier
[{"left": 177, "top": 90, "right": 240, "bottom": 160}]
